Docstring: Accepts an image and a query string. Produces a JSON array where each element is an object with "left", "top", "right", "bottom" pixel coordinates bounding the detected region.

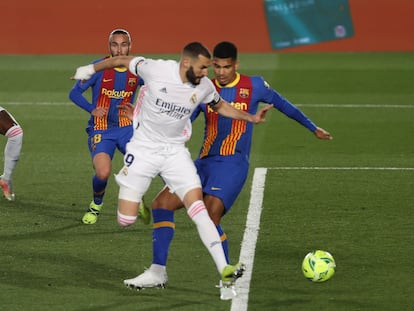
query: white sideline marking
[
  {"left": 230, "top": 165, "right": 413, "bottom": 310},
  {"left": 231, "top": 167, "right": 267, "bottom": 311}
]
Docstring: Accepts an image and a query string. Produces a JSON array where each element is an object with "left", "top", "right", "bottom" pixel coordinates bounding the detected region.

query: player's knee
[
  {"left": 95, "top": 168, "right": 111, "bottom": 180},
  {"left": 117, "top": 210, "right": 137, "bottom": 227},
  {"left": 6, "top": 126, "right": 23, "bottom": 141}
]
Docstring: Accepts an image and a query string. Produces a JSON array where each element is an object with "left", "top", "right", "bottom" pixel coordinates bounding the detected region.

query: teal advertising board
[{"left": 264, "top": 0, "right": 354, "bottom": 49}]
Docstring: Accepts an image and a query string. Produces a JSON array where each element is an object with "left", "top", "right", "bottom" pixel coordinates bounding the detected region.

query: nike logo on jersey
[
  {"left": 159, "top": 87, "right": 167, "bottom": 93},
  {"left": 103, "top": 78, "right": 113, "bottom": 82},
  {"left": 211, "top": 187, "right": 222, "bottom": 191}
]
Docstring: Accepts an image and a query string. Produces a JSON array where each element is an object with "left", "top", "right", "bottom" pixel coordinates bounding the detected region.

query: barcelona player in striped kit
[
  {"left": 69, "top": 29, "right": 142, "bottom": 224},
  {"left": 132, "top": 41, "right": 332, "bottom": 299}
]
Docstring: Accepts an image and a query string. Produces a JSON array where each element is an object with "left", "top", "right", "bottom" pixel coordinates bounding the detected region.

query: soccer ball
[{"left": 302, "top": 250, "right": 336, "bottom": 282}]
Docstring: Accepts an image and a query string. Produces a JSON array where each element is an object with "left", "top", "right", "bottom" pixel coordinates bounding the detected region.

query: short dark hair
[
  {"left": 213, "top": 41, "right": 238, "bottom": 60},
  {"left": 182, "top": 42, "right": 211, "bottom": 59}
]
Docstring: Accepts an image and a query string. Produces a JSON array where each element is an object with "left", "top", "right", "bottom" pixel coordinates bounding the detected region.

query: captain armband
[
  {"left": 207, "top": 92, "right": 222, "bottom": 108},
  {"left": 128, "top": 57, "right": 145, "bottom": 75}
]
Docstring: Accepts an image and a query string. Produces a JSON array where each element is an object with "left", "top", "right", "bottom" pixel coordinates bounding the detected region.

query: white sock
[
  {"left": 3, "top": 126, "right": 23, "bottom": 181},
  {"left": 187, "top": 200, "right": 227, "bottom": 274}
]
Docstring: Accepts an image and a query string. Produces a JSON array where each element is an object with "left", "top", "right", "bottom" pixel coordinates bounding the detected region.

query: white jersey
[{"left": 128, "top": 57, "right": 219, "bottom": 145}]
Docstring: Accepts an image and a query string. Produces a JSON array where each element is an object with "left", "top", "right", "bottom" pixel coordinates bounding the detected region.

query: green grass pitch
[{"left": 0, "top": 52, "right": 413, "bottom": 310}]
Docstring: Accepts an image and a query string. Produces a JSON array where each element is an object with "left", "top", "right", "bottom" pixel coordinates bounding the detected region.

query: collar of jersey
[
  {"left": 214, "top": 72, "right": 240, "bottom": 88},
  {"left": 114, "top": 67, "right": 127, "bottom": 72},
  {"left": 175, "top": 61, "right": 184, "bottom": 83},
  {"left": 107, "top": 55, "right": 128, "bottom": 72}
]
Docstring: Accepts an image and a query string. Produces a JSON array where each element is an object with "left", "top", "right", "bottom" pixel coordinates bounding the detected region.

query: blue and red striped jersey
[
  {"left": 191, "top": 73, "right": 316, "bottom": 160},
  {"left": 69, "top": 57, "right": 141, "bottom": 132}
]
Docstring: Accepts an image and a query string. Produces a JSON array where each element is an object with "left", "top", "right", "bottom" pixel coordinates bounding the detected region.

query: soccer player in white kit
[
  {"left": 0, "top": 106, "right": 23, "bottom": 201},
  {"left": 72, "top": 42, "right": 271, "bottom": 298}
]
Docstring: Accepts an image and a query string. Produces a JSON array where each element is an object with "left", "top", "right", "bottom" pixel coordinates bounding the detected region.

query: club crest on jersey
[
  {"left": 239, "top": 88, "right": 250, "bottom": 98},
  {"left": 121, "top": 167, "right": 128, "bottom": 176},
  {"left": 190, "top": 93, "right": 197, "bottom": 104},
  {"left": 128, "top": 77, "right": 137, "bottom": 87}
]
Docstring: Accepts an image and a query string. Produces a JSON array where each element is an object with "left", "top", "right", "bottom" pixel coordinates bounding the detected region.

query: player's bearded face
[
  {"left": 186, "top": 66, "right": 202, "bottom": 85},
  {"left": 109, "top": 34, "right": 131, "bottom": 57}
]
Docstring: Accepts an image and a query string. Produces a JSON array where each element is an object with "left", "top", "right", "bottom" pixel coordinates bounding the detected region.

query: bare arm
[
  {"left": 214, "top": 99, "right": 272, "bottom": 124},
  {"left": 94, "top": 56, "right": 134, "bottom": 72}
]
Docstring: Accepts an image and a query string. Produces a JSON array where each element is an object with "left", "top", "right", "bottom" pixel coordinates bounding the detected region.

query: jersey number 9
[{"left": 125, "top": 153, "right": 135, "bottom": 167}]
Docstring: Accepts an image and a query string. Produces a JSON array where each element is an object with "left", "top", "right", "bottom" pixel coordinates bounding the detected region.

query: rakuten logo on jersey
[
  {"left": 101, "top": 88, "right": 134, "bottom": 99},
  {"left": 155, "top": 98, "right": 191, "bottom": 119},
  {"left": 207, "top": 102, "right": 248, "bottom": 113}
]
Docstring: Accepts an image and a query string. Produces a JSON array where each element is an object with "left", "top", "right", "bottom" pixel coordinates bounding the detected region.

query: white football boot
[
  {"left": 217, "top": 280, "right": 238, "bottom": 300},
  {"left": 124, "top": 265, "right": 168, "bottom": 290},
  {"left": 218, "top": 262, "right": 246, "bottom": 300}
]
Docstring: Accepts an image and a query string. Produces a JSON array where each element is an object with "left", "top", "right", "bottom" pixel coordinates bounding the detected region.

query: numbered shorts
[
  {"left": 116, "top": 143, "right": 201, "bottom": 202},
  {"left": 87, "top": 126, "right": 133, "bottom": 158}
]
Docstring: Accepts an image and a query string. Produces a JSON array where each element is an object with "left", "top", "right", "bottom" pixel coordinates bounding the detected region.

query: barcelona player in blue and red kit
[
  {"left": 130, "top": 42, "right": 332, "bottom": 298},
  {"left": 69, "top": 29, "right": 142, "bottom": 224},
  {"left": 191, "top": 64, "right": 321, "bottom": 216}
]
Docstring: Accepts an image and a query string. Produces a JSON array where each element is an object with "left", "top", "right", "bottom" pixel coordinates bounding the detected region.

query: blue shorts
[
  {"left": 195, "top": 154, "right": 249, "bottom": 215},
  {"left": 87, "top": 126, "right": 133, "bottom": 159}
]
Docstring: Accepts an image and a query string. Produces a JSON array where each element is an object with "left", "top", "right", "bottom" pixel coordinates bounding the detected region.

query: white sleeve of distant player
[{"left": 128, "top": 56, "right": 146, "bottom": 76}]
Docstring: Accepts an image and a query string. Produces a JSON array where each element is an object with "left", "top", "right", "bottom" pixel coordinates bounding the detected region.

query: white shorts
[{"left": 116, "top": 141, "right": 201, "bottom": 202}]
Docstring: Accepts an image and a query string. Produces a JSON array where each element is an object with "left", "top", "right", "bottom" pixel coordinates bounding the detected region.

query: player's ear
[
  {"left": 234, "top": 60, "right": 240, "bottom": 71},
  {"left": 181, "top": 56, "right": 191, "bottom": 69}
]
